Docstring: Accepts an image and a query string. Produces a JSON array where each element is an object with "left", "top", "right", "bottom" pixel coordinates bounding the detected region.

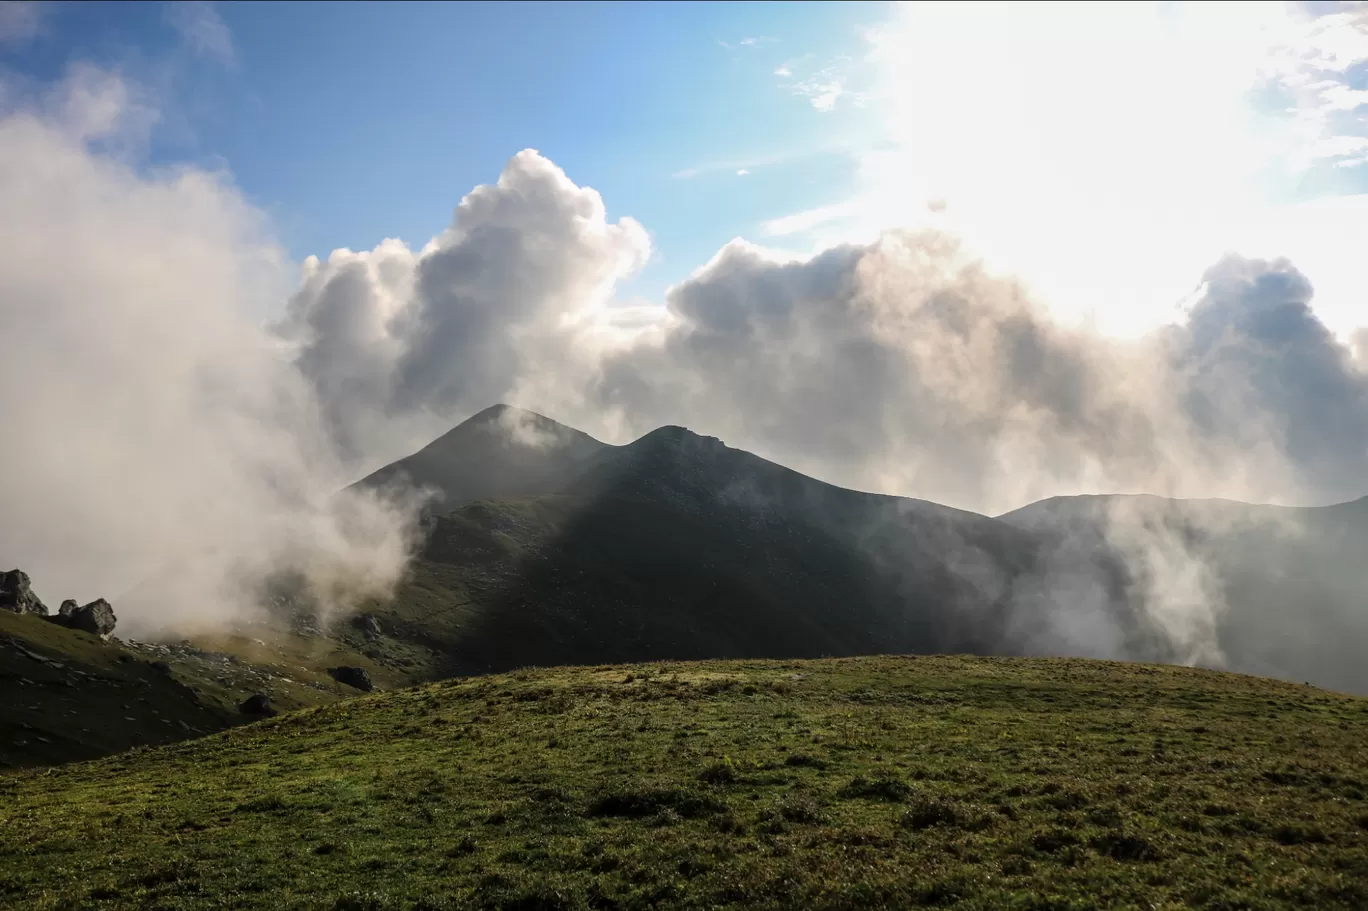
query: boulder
[
  {"left": 351, "top": 613, "right": 383, "bottom": 638},
  {"left": 239, "top": 693, "right": 275, "bottom": 716},
  {"left": 53, "top": 598, "right": 117, "bottom": 636},
  {"left": 0, "top": 569, "right": 48, "bottom": 616},
  {"left": 328, "top": 665, "right": 374, "bottom": 692}
]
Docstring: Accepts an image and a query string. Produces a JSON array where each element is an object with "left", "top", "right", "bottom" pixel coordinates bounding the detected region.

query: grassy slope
[
  {"left": 4, "top": 656, "right": 1367, "bottom": 910},
  {"left": 0, "top": 612, "right": 400, "bottom": 769}
]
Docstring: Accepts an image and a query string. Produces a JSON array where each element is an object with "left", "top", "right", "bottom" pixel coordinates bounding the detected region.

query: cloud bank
[
  {"left": 0, "top": 68, "right": 419, "bottom": 635},
  {"left": 286, "top": 150, "right": 1368, "bottom": 518}
]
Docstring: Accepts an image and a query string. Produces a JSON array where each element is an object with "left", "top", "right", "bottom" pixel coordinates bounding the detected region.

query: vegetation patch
[{"left": 3, "top": 655, "right": 1367, "bottom": 910}]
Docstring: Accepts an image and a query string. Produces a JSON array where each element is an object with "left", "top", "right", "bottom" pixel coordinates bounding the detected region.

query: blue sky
[{"left": 2, "top": 0, "right": 886, "bottom": 300}]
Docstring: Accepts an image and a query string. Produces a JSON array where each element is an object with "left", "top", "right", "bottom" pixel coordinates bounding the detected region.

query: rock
[
  {"left": 328, "top": 666, "right": 374, "bottom": 692},
  {"left": 51, "top": 598, "right": 117, "bottom": 636},
  {"left": 351, "top": 613, "right": 383, "bottom": 637},
  {"left": 239, "top": 694, "right": 275, "bottom": 716},
  {"left": 0, "top": 569, "right": 48, "bottom": 616}
]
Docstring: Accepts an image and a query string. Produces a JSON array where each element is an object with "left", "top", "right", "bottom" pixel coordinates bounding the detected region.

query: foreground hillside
[
  {"left": 4, "top": 657, "right": 1367, "bottom": 910},
  {"left": 0, "top": 608, "right": 412, "bottom": 768}
]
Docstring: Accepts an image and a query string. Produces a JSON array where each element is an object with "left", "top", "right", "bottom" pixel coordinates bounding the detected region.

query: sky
[
  {"left": 2, "top": 1, "right": 1365, "bottom": 334},
  {"left": 1, "top": 0, "right": 1367, "bottom": 633},
  {"left": 0, "top": 0, "right": 884, "bottom": 305}
]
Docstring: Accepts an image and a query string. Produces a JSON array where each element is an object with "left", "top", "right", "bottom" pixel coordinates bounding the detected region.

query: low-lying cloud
[{"left": 0, "top": 68, "right": 420, "bottom": 635}]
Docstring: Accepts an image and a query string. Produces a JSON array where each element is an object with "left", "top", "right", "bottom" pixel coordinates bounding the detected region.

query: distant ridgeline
[{"left": 347, "top": 405, "right": 1368, "bottom": 694}]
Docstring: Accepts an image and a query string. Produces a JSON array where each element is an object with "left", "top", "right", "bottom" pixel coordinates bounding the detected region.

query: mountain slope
[
  {"left": 999, "top": 494, "right": 1368, "bottom": 693},
  {"left": 0, "top": 601, "right": 420, "bottom": 768},
  {"left": 350, "top": 404, "right": 607, "bottom": 511},
  {"left": 368, "top": 425, "right": 1180, "bottom": 679},
  {"left": 4, "top": 656, "right": 1366, "bottom": 910}
]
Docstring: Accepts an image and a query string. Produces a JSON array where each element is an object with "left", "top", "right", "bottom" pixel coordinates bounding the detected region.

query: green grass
[
  {"left": 0, "top": 612, "right": 408, "bottom": 769},
  {"left": 4, "top": 656, "right": 1367, "bottom": 909}
]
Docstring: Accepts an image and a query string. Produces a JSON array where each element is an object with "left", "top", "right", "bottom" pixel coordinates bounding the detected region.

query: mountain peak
[
  {"left": 462, "top": 403, "right": 549, "bottom": 427},
  {"left": 350, "top": 404, "right": 608, "bottom": 510}
]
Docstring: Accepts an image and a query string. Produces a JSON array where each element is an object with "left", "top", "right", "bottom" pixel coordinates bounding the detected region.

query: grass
[
  {"left": 0, "top": 611, "right": 403, "bottom": 769},
  {"left": 3, "top": 655, "right": 1367, "bottom": 909}
]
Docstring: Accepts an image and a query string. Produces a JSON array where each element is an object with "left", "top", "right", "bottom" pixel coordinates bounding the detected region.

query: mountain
[
  {"left": 350, "top": 404, "right": 606, "bottom": 511},
  {"left": 999, "top": 493, "right": 1368, "bottom": 693},
  {"left": 340, "top": 407, "right": 1368, "bottom": 693},
  {"left": 7, "top": 655, "right": 1367, "bottom": 909},
  {"left": 359, "top": 420, "right": 1190, "bottom": 681}
]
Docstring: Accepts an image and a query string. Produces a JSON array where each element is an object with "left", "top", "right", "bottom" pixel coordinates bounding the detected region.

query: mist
[{"left": 0, "top": 68, "right": 422, "bottom": 637}]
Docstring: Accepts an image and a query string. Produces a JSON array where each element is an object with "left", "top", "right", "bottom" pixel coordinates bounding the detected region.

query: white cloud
[
  {"left": 0, "top": 67, "right": 417, "bottom": 635},
  {"left": 0, "top": 1, "right": 43, "bottom": 45},
  {"left": 281, "top": 150, "right": 1368, "bottom": 520},
  {"left": 735, "top": 168, "right": 749, "bottom": 176},
  {"left": 279, "top": 150, "right": 651, "bottom": 467},
  {"left": 165, "top": 1, "right": 234, "bottom": 65},
  {"left": 761, "top": 1, "right": 1368, "bottom": 341},
  {"left": 720, "top": 35, "right": 776, "bottom": 51},
  {"left": 774, "top": 51, "right": 870, "bottom": 112}
]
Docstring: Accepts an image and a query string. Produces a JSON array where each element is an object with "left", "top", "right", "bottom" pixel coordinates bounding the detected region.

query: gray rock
[
  {"left": 0, "top": 569, "right": 48, "bottom": 616},
  {"left": 239, "top": 693, "right": 275, "bottom": 716},
  {"left": 351, "top": 613, "right": 383, "bottom": 638},
  {"left": 52, "top": 598, "right": 117, "bottom": 636},
  {"left": 328, "top": 665, "right": 373, "bottom": 692}
]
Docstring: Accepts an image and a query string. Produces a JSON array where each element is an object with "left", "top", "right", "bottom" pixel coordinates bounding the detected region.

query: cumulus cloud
[
  {"left": 0, "top": 67, "right": 418, "bottom": 636},
  {"left": 277, "top": 150, "right": 650, "bottom": 472},
  {"left": 285, "top": 150, "right": 1368, "bottom": 522}
]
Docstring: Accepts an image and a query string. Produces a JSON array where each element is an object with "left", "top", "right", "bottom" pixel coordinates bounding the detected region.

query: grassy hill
[
  {"left": 3, "top": 656, "right": 1367, "bottom": 910},
  {"left": 0, "top": 611, "right": 409, "bottom": 768}
]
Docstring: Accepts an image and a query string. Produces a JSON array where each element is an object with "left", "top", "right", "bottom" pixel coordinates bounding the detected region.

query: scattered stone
[
  {"left": 351, "top": 613, "right": 383, "bottom": 638},
  {"left": 328, "top": 666, "right": 374, "bottom": 692},
  {"left": 50, "top": 598, "right": 117, "bottom": 637},
  {"left": 239, "top": 694, "right": 275, "bottom": 716},
  {"left": 0, "top": 569, "right": 48, "bottom": 616}
]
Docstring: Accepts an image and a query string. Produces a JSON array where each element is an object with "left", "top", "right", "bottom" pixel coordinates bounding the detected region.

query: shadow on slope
[
  {"left": 396, "top": 428, "right": 1181, "bottom": 677},
  {"left": 351, "top": 404, "right": 607, "bottom": 513}
]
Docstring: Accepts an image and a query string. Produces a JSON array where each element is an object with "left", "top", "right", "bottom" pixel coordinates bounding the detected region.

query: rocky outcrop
[
  {"left": 0, "top": 569, "right": 48, "bottom": 616},
  {"left": 328, "top": 666, "right": 373, "bottom": 692},
  {"left": 51, "top": 598, "right": 117, "bottom": 636},
  {"left": 351, "top": 613, "right": 383, "bottom": 638},
  {"left": 239, "top": 693, "right": 275, "bottom": 716}
]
